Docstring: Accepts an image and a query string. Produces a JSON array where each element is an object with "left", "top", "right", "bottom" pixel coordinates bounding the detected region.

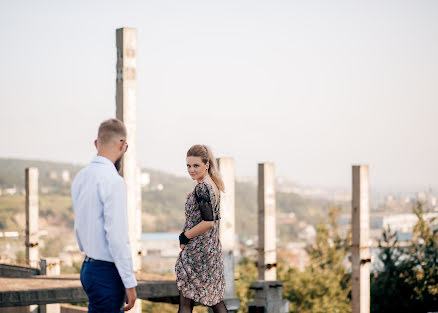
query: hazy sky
[{"left": 1, "top": 0, "right": 437, "bottom": 192}]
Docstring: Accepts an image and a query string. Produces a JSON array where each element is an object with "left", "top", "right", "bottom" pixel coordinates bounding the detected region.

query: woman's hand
[{"left": 180, "top": 244, "right": 185, "bottom": 250}]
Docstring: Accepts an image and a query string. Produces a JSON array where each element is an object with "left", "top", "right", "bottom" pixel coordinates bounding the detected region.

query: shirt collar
[{"left": 91, "top": 155, "right": 116, "bottom": 169}]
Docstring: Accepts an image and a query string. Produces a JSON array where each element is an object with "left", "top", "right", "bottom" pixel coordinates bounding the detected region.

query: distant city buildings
[
  {"left": 47, "top": 169, "right": 71, "bottom": 183},
  {"left": 61, "top": 170, "right": 71, "bottom": 183},
  {"left": 281, "top": 242, "right": 309, "bottom": 271},
  {"left": 140, "top": 232, "right": 180, "bottom": 273},
  {"left": 235, "top": 176, "right": 257, "bottom": 184},
  {"left": 140, "top": 172, "right": 150, "bottom": 187},
  {"left": 138, "top": 171, "right": 165, "bottom": 191},
  {"left": 0, "top": 231, "right": 20, "bottom": 238},
  {"left": 339, "top": 211, "right": 438, "bottom": 246},
  {"left": 3, "top": 187, "right": 17, "bottom": 195},
  {"left": 48, "top": 170, "right": 58, "bottom": 180}
]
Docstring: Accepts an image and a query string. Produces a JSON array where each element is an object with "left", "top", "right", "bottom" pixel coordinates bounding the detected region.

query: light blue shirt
[{"left": 71, "top": 155, "right": 137, "bottom": 289}]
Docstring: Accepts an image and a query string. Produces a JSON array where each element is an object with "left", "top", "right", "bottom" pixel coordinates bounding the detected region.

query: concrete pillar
[
  {"left": 40, "top": 258, "right": 61, "bottom": 313},
  {"left": 40, "top": 258, "right": 61, "bottom": 276},
  {"left": 217, "top": 157, "right": 235, "bottom": 296},
  {"left": 136, "top": 165, "right": 142, "bottom": 254},
  {"left": 25, "top": 168, "right": 39, "bottom": 269},
  {"left": 248, "top": 281, "right": 289, "bottom": 313},
  {"left": 39, "top": 302, "right": 60, "bottom": 313},
  {"left": 248, "top": 163, "right": 288, "bottom": 313},
  {"left": 216, "top": 158, "right": 240, "bottom": 312},
  {"left": 116, "top": 27, "right": 141, "bottom": 270},
  {"left": 257, "top": 163, "right": 276, "bottom": 281},
  {"left": 116, "top": 27, "right": 142, "bottom": 313},
  {"left": 351, "top": 165, "right": 371, "bottom": 313}
]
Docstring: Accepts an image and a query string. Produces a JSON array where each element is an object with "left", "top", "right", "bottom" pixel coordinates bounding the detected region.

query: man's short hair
[{"left": 97, "top": 118, "right": 127, "bottom": 145}]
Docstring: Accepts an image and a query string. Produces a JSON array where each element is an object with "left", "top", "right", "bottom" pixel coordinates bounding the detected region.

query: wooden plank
[
  {"left": 0, "top": 285, "right": 87, "bottom": 307},
  {"left": 0, "top": 275, "right": 178, "bottom": 307}
]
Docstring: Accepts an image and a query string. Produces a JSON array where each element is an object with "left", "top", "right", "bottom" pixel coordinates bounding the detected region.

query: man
[{"left": 72, "top": 118, "right": 137, "bottom": 312}]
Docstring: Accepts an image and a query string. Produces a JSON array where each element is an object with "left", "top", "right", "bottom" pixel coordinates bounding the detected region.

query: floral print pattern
[{"left": 175, "top": 181, "right": 225, "bottom": 306}]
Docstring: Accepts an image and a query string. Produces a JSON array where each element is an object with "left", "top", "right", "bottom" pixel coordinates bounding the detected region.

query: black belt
[{"left": 84, "top": 256, "right": 114, "bottom": 265}]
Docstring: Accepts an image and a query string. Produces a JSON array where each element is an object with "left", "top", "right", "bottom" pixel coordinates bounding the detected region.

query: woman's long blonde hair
[{"left": 187, "top": 144, "right": 225, "bottom": 192}]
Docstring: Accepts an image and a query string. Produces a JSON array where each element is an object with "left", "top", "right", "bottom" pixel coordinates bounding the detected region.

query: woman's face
[{"left": 186, "top": 156, "right": 209, "bottom": 181}]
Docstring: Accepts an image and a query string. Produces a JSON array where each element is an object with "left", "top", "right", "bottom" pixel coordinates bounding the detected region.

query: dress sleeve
[{"left": 194, "top": 183, "right": 214, "bottom": 221}]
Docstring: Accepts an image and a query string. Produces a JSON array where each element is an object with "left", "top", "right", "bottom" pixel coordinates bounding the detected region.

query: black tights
[{"left": 178, "top": 292, "right": 228, "bottom": 313}]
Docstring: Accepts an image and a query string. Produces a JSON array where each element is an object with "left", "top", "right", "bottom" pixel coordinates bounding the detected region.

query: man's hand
[{"left": 121, "top": 287, "right": 137, "bottom": 311}]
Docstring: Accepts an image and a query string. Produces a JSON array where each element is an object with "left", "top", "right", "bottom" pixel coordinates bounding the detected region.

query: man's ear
[{"left": 94, "top": 139, "right": 98, "bottom": 149}]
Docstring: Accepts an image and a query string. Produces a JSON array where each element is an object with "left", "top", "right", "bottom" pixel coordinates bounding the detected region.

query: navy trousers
[{"left": 80, "top": 258, "right": 126, "bottom": 313}]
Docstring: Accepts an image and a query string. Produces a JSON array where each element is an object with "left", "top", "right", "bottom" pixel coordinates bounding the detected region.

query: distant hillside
[
  {"left": 0, "top": 158, "right": 83, "bottom": 195},
  {"left": 0, "top": 158, "right": 331, "bottom": 241}
]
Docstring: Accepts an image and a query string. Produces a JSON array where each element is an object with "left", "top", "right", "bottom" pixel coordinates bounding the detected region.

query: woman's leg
[
  {"left": 211, "top": 301, "right": 229, "bottom": 313},
  {"left": 178, "top": 291, "right": 195, "bottom": 313}
]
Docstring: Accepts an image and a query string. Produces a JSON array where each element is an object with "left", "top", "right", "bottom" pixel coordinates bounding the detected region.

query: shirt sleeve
[
  {"left": 194, "top": 183, "right": 214, "bottom": 221},
  {"left": 102, "top": 177, "right": 138, "bottom": 289}
]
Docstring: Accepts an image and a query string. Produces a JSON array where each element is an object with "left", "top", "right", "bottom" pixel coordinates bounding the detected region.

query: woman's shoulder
[
  {"left": 196, "top": 180, "right": 220, "bottom": 202},
  {"left": 197, "top": 179, "right": 218, "bottom": 191},
  {"left": 195, "top": 180, "right": 218, "bottom": 198},
  {"left": 194, "top": 180, "right": 209, "bottom": 194}
]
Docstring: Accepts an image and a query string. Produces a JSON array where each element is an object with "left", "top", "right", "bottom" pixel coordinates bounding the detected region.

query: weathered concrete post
[
  {"left": 248, "top": 163, "right": 288, "bottom": 313},
  {"left": 25, "top": 168, "right": 60, "bottom": 313},
  {"left": 116, "top": 27, "right": 141, "bottom": 270},
  {"left": 40, "top": 258, "right": 61, "bottom": 276},
  {"left": 136, "top": 165, "right": 142, "bottom": 251},
  {"left": 257, "top": 163, "right": 276, "bottom": 281},
  {"left": 216, "top": 157, "right": 240, "bottom": 312},
  {"left": 39, "top": 258, "right": 61, "bottom": 313},
  {"left": 25, "top": 168, "right": 39, "bottom": 269},
  {"left": 116, "top": 27, "right": 142, "bottom": 313},
  {"left": 352, "top": 165, "right": 371, "bottom": 313},
  {"left": 25, "top": 167, "right": 40, "bottom": 313}
]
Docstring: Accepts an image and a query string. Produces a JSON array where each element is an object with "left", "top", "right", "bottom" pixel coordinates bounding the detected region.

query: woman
[{"left": 175, "top": 144, "right": 228, "bottom": 313}]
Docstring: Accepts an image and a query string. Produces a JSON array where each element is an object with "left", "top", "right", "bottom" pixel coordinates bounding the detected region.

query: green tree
[
  {"left": 282, "top": 206, "right": 351, "bottom": 313},
  {"left": 408, "top": 202, "right": 438, "bottom": 306},
  {"left": 371, "top": 202, "right": 438, "bottom": 313},
  {"left": 370, "top": 227, "right": 411, "bottom": 313},
  {"left": 235, "top": 256, "right": 257, "bottom": 313}
]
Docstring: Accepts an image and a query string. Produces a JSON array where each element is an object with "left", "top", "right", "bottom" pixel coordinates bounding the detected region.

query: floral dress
[{"left": 175, "top": 180, "right": 225, "bottom": 306}]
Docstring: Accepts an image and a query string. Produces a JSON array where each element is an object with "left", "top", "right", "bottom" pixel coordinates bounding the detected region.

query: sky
[{"left": 1, "top": 0, "right": 437, "bottom": 192}]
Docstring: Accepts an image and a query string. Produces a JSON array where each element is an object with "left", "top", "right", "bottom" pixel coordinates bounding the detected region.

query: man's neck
[{"left": 97, "top": 152, "right": 116, "bottom": 164}]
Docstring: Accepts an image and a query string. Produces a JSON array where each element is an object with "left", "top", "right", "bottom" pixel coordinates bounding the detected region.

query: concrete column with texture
[
  {"left": 257, "top": 163, "right": 276, "bottom": 281},
  {"left": 248, "top": 163, "right": 288, "bottom": 312},
  {"left": 116, "top": 27, "right": 142, "bottom": 313},
  {"left": 216, "top": 158, "right": 240, "bottom": 312},
  {"left": 217, "top": 157, "right": 235, "bottom": 297},
  {"left": 115, "top": 27, "right": 141, "bottom": 271},
  {"left": 352, "top": 165, "right": 371, "bottom": 313},
  {"left": 25, "top": 168, "right": 39, "bottom": 269},
  {"left": 39, "top": 259, "right": 61, "bottom": 313}
]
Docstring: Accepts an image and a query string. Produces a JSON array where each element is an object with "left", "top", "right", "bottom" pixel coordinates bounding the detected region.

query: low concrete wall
[
  {"left": 0, "top": 264, "right": 40, "bottom": 278},
  {"left": 0, "top": 307, "right": 30, "bottom": 313}
]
